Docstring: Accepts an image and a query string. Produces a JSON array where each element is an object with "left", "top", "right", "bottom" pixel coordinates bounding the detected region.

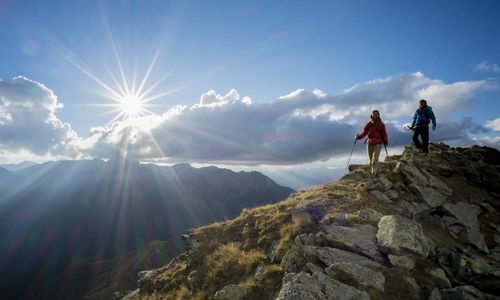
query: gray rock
[
  {"left": 316, "top": 246, "right": 382, "bottom": 270},
  {"left": 379, "top": 175, "right": 394, "bottom": 190},
  {"left": 326, "top": 262, "right": 385, "bottom": 291},
  {"left": 447, "top": 224, "right": 464, "bottom": 236},
  {"left": 356, "top": 208, "right": 383, "bottom": 225},
  {"left": 488, "top": 246, "right": 500, "bottom": 262},
  {"left": 490, "top": 222, "right": 500, "bottom": 233},
  {"left": 322, "top": 224, "right": 385, "bottom": 263},
  {"left": 313, "top": 271, "right": 370, "bottom": 300},
  {"left": 442, "top": 202, "right": 488, "bottom": 252},
  {"left": 306, "top": 262, "right": 324, "bottom": 274},
  {"left": 386, "top": 189, "right": 399, "bottom": 200},
  {"left": 403, "top": 275, "right": 420, "bottom": 295},
  {"left": 494, "top": 234, "right": 500, "bottom": 244},
  {"left": 254, "top": 264, "right": 264, "bottom": 281},
  {"left": 214, "top": 284, "right": 248, "bottom": 300},
  {"left": 409, "top": 183, "right": 448, "bottom": 208},
  {"left": 457, "top": 253, "right": 495, "bottom": 277},
  {"left": 398, "top": 201, "right": 430, "bottom": 216},
  {"left": 428, "top": 287, "right": 442, "bottom": 300},
  {"left": 441, "top": 285, "right": 485, "bottom": 300},
  {"left": 399, "top": 162, "right": 451, "bottom": 207},
  {"left": 426, "top": 267, "right": 451, "bottom": 288},
  {"left": 376, "top": 215, "right": 431, "bottom": 257},
  {"left": 137, "top": 269, "right": 160, "bottom": 289},
  {"left": 388, "top": 254, "right": 416, "bottom": 270},
  {"left": 480, "top": 202, "right": 496, "bottom": 213},
  {"left": 371, "top": 190, "right": 392, "bottom": 203},
  {"left": 442, "top": 202, "right": 481, "bottom": 230},
  {"left": 281, "top": 243, "right": 307, "bottom": 272},
  {"left": 268, "top": 240, "right": 279, "bottom": 263},
  {"left": 187, "top": 270, "right": 201, "bottom": 291},
  {"left": 276, "top": 272, "right": 326, "bottom": 300}
]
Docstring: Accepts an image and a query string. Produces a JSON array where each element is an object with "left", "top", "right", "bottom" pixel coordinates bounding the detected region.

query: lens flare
[{"left": 119, "top": 94, "right": 146, "bottom": 118}]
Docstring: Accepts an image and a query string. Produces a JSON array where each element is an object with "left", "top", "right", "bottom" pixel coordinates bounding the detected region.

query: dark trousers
[{"left": 413, "top": 126, "right": 429, "bottom": 153}]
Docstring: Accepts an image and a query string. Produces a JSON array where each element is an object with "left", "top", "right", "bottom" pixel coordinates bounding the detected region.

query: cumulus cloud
[
  {"left": 0, "top": 77, "right": 79, "bottom": 157},
  {"left": 485, "top": 118, "right": 500, "bottom": 131},
  {"left": 474, "top": 136, "right": 500, "bottom": 149},
  {"left": 82, "top": 72, "right": 495, "bottom": 164},
  {"left": 474, "top": 61, "right": 500, "bottom": 73},
  {"left": 1, "top": 73, "right": 496, "bottom": 164}
]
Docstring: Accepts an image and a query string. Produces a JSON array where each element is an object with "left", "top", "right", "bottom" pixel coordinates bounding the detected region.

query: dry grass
[{"left": 192, "top": 242, "right": 266, "bottom": 298}]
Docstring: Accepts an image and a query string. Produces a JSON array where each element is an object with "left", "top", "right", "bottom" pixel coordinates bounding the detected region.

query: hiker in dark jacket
[
  {"left": 356, "top": 110, "right": 388, "bottom": 174},
  {"left": 411, "top": 99, "right": 436, "bottom": 154}
]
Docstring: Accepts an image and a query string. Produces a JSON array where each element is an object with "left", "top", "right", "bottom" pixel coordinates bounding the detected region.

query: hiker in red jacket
[{"left": 356, "top": 110, "right": 388, "bottom": 174}]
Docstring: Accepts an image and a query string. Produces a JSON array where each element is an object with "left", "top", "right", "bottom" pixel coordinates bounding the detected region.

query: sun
[{"left": 119, "top": 94, "right": 145, "bottom": 118}]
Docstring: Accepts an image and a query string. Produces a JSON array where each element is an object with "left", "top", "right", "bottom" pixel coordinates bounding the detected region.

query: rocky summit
[{"left": 121, "top": 143, "right": 500, "bottom": 300}]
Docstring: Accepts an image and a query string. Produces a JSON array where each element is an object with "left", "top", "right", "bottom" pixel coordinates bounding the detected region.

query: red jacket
[{"left": 356, "top": 119, "right": 388, "bottom": 145}]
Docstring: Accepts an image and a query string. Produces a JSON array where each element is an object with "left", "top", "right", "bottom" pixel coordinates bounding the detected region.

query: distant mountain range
[{"left": 0, "top": 159, "right": 293, "bottom": 299}]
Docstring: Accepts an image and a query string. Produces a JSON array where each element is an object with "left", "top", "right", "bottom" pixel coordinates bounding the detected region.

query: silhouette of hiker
[
  {"left": 411, "top": 99, "right": 436, "bottom": 155},
  {"left": 356, "top": 110, "right": 388, "bottom": 174}
]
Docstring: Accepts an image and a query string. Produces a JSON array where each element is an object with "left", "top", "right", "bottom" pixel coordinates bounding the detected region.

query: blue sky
[{"left": 1, "top": 0, "right": 500, "bottom": 185}]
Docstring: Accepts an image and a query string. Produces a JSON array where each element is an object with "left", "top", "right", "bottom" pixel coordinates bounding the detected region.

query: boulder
[
  {"left": 426, "top": 267, "right": 451, "bottom": 289},
  {"left": 441, "top": 285, "right": 485, "bottom": 300},
  {"left": 356, "top": 208, "right": 383, "bottom": 225},
  {"left": 388, "top": 254, "right": 416, "bottom": 270},
  {"left": 214, "top": 284, "right": 248, "bottom": 300},
  {"left": 316, "top": 247, "right": 382, "bottom": 270},
  {"left": 313, "top": 271, "right": 370, "bottom": 300},
  {"left": 409, "top": 183, "right": 448, "bottom": 208},
  {"left": 376, "top": 215, "right": 431, "bottom": 257},
  {"left": 398, "top": 201, "right": 430, "bottom": 216},
  {"left": 428, "top": 287, "right": 442, "bottom": 300},
  {"left": 442, "top": 202, "right": 488, "bottom": 253},
  {"left": 276, "top": 272, "right": 326, "bottom": 300},
  {"left": 370, "top": 190, "right": 393, "bottom": 203},
  {"left": 322, "top": 224, "right": 385, "bottom": 263},
  {"left": 325, "top": 262, "right": 385, "bottom": 291}
]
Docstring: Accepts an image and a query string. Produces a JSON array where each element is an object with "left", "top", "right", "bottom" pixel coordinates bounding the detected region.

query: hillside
[
  {"left": 0, "top": 160, "right": 293, "bottom": 299},
  {"left": 123, "top": 143, "right": 500, "bottom": 299}
]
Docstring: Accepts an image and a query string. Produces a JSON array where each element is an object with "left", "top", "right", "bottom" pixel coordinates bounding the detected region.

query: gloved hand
[
  {"left": 432, "top": 125, "right": 436, "bottom": 131},
  {"left": 383, "top": 142, "right": 388, "bottom": 146}
]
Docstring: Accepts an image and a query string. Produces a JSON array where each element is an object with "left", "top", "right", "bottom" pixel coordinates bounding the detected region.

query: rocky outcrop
[
  {"left": 123, "top": 143, "right": 500, "bottom": 300},
  {"left": 376, "top": 215, "right": 431, "bottom": 257}
]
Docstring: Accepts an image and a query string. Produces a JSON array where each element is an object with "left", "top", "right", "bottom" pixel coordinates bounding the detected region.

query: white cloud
[
  {"left": 0, "top": 76, "right": 80, "bottom": 158},
  {"left": 474, "top": 61, "right": 500, "bottom": 73},
  {"left": 199, "top": 89, "right": 251, "bottom": 106},
  {"left": 485, "top": 118, "right": 500, "bottom": 131},
  {"left": 1, "top": 73, "right": 496, "bottom": 165},
  {"left": 82, "top": 72, "right": 495, "bottom": 164},
  {"left": 473, "top": 136, "right": 500, "bottom": 149}
]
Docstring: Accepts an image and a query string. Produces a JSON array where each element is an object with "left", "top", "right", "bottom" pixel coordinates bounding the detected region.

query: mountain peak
[{"left": 123, "top": 143, "right": 500, "bottom": 300}]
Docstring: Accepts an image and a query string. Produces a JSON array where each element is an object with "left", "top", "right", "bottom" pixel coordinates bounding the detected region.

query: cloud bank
[
  {"left": 0, "top": 72, "right": 497, "bottom": 165},
  {"left": 82, "top": 72, "right": 495, "bottom": 164},
  {"left": 0, "top": 77, "right": 79, "bottom": 158}
]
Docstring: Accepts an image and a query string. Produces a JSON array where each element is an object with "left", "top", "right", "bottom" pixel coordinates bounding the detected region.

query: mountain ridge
[
  {"left": 122, "top": 143, "right": 500, "bottom": 300},
  {"left": 0, "top": 160, "right": 293, "bottom": 299}
]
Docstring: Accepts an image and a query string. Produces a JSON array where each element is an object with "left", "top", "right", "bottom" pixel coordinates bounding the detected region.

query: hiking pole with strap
[{"left": 344, "top": 138, "right": 357, "bottom": 175}]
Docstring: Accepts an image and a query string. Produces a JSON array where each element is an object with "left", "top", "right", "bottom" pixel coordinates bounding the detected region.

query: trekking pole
[
  {"left": 344, "top": 138, "right": 357, "bottom": 175},
  {"left": 384, "top": 144, "right": 390, "bottom": 163}
]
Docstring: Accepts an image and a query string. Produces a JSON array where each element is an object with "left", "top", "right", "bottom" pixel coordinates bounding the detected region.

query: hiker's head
[
  {"left": 370, "top": 110, "right": 380, "bottom": 120},
  {"left": 419, "top": 99, "right": 427, "bottom": 108}
]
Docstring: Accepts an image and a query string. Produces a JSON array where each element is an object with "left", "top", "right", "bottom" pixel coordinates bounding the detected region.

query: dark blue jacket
[{"left": 412, "top": 106, "right": 436, "bottom": 128}]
